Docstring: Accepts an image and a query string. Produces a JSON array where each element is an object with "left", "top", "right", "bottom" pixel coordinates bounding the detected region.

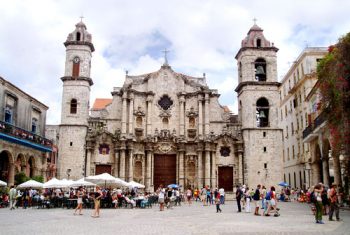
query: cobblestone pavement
[{"left": 0, "top": 201, "right": 349, "bottom": 235}]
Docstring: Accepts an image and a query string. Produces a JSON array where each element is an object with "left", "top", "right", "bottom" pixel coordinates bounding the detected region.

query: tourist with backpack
[
  {"left": 253, "top": 184, "right": 261, "bottom": 216},
  {"left": 313, "top": 183, "right": 325, "bottom": 224}
]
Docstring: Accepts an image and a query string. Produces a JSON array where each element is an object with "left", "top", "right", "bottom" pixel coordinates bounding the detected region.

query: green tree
[
  {"left": 317, "top": 32, "right": 350, "bottom": 192},
  {"left": 14, "top": 172, "right": 30, "bottom": 185},
  {"left": 31, "top": 175, "right": 44, "bottom": 183}
]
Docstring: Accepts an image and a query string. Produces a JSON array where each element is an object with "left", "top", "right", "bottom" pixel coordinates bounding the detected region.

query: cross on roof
[
  {"left": 162, "top": 48, "right": 170, "bottom": 65},
  {"left": 253, "top": 17, "right": 257, "bottom": 25},
  {"left": 80, "top": 15, "right": 84, "bottom": 22}
]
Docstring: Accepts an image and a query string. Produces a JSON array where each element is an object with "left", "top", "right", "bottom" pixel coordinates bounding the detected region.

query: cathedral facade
[{"left": 55, "top": 21, "right": 282, "bottom": 191}]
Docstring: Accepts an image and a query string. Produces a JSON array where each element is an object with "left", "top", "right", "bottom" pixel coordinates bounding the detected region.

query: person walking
[
  {"left": 313, "top": 184, "right": 324, "bottom": 224},
  {"left": 219, "top": 187, "right": 225, "bottom": 204},
  {"left": 328, "top": 183, "right": 341, "bottom": 221},
  {"left": 157, "top": 184, "right": 165, "bottom": 211},
  {"left": 245, "top": 187, "right": 251, "bottom": 213},
  {"left": 91, "top": 186, "right": 102, "bottom": 218},
  {"left": 74, "top": 186, "right": 84, "bottom": 215},
  {"left": 253, "top": 184, "right": 261, "bottom": 216},
  {"left": 236, "top": 185, "right": 242, "bottom": 212},
  {"left": 9, "top": 185, "right": 17, "bottom": 210},
  {"left": 215, "top": 192, "right": 222, "bottom": 213},
  {"left": 186, "top": 188, "right": 192, "bottom": 206}
]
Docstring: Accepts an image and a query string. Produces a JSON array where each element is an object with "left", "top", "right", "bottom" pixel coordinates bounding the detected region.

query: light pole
[{"left": 304, "top": 164, "right": 311, "bottom": 189}]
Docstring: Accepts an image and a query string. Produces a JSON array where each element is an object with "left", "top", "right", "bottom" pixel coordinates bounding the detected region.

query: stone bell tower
[
  {"left": 235, "top": 22, "right": 283, "bottom": 188},
  {"left": 58, "top": 20, "right": 95, "bottom": 179}
]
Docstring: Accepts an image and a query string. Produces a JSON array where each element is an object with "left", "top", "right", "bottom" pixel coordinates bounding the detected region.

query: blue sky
[{"left": 0, "top": 0, "right": 349, "bottom": 124}]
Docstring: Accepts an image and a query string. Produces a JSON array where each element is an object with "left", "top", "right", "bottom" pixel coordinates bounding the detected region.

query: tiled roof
[{"left": 92, "top": 98, "right": 112, "bottom": 110}]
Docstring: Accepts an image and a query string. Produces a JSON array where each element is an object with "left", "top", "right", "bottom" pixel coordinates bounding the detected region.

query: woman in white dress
[
  {"left": 245, "top": 187, "right": 251, "bottom": 213},
  {"left": 74, "top": 186, "right": 84, "bottom": 215}
]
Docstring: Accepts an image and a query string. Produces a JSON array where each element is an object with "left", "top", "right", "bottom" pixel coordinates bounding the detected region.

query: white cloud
[{"left": 0, "top": 0, "right": 349, "bottom": 125}]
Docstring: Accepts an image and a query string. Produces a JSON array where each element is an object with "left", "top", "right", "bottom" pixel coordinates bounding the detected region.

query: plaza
[{"left": 0, "top": 201, "right": 349, "bottom": 235}]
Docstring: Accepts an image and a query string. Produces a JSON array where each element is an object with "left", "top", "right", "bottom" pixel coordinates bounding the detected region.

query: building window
[
  {"left": 4, "top": 106, "right": 12, "bottom": 123},
  {"left": 256, "top": 97, "right": 269, "bottom": 127},
  {"left": 263, "top": 132, "right": 266, "bottom": 137},
  {"left": 283, "top": 149, "right": 285, "bottom": 162},
  {"left": 256, "top": 38, "right": 261, "bottom": 47},
  {"left": 70, "top": 99, "right": 77, "bottom": 114},
  {"left": 76, "top": 32, "right": 81, "bottom": 41},
  {"left": 291, "top": 122, "right": 294, "bottom": 135},
  {"left": 255, "top": 58, "right": 266, "bottom": 81},
  {"left": 220, "top": 147, "right": 230, "bottom": 157},
  {"left": 162, "top": 117, "right": 169, "bottom": 129},
  {"left": 292, "top": 145, "right": 295, "bottom": 159},
  {"left": 263, "top": 147, "right": 267, "bottom": 152},
  {"left": 31, "top": 118, "right": 38, "bottom": 133},
  {"left": 287, "top": 148, "right": 290, "bottom": 160},
  {"left": 70, "top": 142, "right": 73, "bottom": 146},
  {"left": 158, "top": 95, "right": 173, "bottom": 110}
]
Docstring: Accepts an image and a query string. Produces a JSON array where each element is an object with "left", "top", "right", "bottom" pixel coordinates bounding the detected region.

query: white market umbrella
[
  {"left": 85, "top": 173, "right": 126, "bottom": 188},
  {"left": 60, "top": 178, "right": 74, "bottom": 188},
  {"left": 0, "top": 180, "right": 7, "bottom": 187},
  {"left": 128, "top": 180, "right": 145, "bottom": 189},
  {"left": 17, "top": 180, "right": 43, "bottom": 189},
  {"left": 43, "top": 178, "right": 66, "bottom": 188},
  {"left": 70, "top": 178, "right": 96, "bottom": 187}
]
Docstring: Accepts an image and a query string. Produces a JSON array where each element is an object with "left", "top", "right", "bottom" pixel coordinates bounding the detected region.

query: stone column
[
  {"left": 322, "top": 157, "right": 330, "bottom": 186},
  {"left": 204, "top": 93, "right": 210, "bottom": 136},
  {"left": 238, "top": 152, "right": 243, "bottom": 185},
  {"left": 128, "top": 149, "right": 133, "bottom": 181},
  {"left": 151, "top": 152, "right": 154, "bottom": 191},
  {"left": 197, "top": 150, "right": 203, "bottom": 188},
  {"left": 146, "top": 95, "right": 153, "bottom": 136},
  {"left": 179, "top": 95, "right": 185, "bottom": 136},
  {"left": 205, "top": 144, "right": 211, "bottom": 187},
  {"left": 121, "top": 93, "right": 128, "bottom": 134},
  {"left": 211, "top": 151, "right": 216, "bottom": 188},
  {"left": 86, "top": 147, "right": 92, "bottom": 176},
  {"left": 179, "top": 150, "right": 185, "bottom": 187},
  {"left": 128, "top": 94, "right": 134, "bottom": 135},
  {"left": 114, "top": 148, "right": 119, "bottom": 177},
  {"left": 8, "top": 164, "right": 15, "bottom": 186},
  {"left": 332, "top": 154, "right": 342, "bottom": 186},
  {"left": 142, "top": 155, "right": 146, "bottom": 185},
  {"left": 119, "top": 144, "right": 126, "bottom": 180},
  {"left": 198, "top": 94, "right": 203, "bottom": 138},
  {"left": 146, "top": 150, "right": 152, "bottom": 190}
]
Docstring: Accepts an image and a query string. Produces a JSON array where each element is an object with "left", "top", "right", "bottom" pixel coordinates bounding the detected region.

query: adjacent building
[{"left": 0, "top": 76, "right": 52, "bottom": 185}]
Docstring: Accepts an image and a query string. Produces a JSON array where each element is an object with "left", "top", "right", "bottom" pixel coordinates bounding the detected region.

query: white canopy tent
[
  {"left": 70, "top": 178, "right": 96, "bottom": 187},
  {"left": 85, "top": 173, "right": 130, "bottom": 188},
  {"left": 0, "top": 179, "right": 7, "bottom": 187},
  {"left": 43, "top": 178, "right": 67, "bottom": 188},
  {"left": 17, "top": 180, "right": 43, "bottom": 189},
  {"left": 128, "top": 181, "right": 145, "bottom": 189}
]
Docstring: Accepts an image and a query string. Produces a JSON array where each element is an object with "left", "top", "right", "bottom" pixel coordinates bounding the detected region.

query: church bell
[
  {"left": 255, "top": 65, "right": 265, "bottom": 75},
  {"left": 259, "top": 110, "right": 266, "bottom": 118}
]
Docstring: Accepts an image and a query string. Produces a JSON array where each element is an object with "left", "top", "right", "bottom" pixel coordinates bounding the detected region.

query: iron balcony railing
[
  {"left": 302, "top": 111, "right": 327, "bottom": 139},
  {"left": 0, "top": 120, "right": 53, "bottom": 150}
]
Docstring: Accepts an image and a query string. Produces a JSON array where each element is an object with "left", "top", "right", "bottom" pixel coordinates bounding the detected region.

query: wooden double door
[
  {"left": 95, "top": 164, "right": 112, "bottom": 175},
  {"left": 218, "top": 166, "right": 233, "bottom": 192},
  {"left": 154, "top": 154, "right": 176, "bottom": 190}
]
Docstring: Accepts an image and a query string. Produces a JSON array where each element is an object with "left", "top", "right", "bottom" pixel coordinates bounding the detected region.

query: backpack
[
  {"left": 265, "top": 191, "right": 271, "bottom": 200},
  {"left": 310, "top": 192, "right": 317, "bottom": 203}
]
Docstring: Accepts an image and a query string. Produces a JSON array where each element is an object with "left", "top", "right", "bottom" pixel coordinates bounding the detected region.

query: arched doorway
[
  {"left": 186, "top": 161, "right": 196, "bottom": 189},
  {"left": 0, "top": 151, "right": 11, "bottom": 183},
  {"left": 15, "top": 154, "right": 26, "bottom": 173},
  {"left": 27, "top": 157, "right": 35, "bottom": 178}
]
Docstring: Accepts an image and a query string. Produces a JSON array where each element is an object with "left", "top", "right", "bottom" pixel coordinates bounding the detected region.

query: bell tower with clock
[
  {"left": 235, "top": 22, "right": 283, "bottom": 188},
  {"left": 58, "top": 20, "right": 95, "bottom": 179}
]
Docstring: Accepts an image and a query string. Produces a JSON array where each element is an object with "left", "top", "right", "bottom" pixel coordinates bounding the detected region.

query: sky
[{"left": 0, "top": 0, "right": 349, "bottom": 125}]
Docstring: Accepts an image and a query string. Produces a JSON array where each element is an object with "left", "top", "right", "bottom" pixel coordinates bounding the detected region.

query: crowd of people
[{"left": 0, "top": 181, "right": 346, "bottom": 224}]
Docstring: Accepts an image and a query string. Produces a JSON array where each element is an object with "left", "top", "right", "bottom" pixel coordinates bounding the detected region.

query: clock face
[{"left": 73, "top": 57, "right": 80, "bottom": 63}]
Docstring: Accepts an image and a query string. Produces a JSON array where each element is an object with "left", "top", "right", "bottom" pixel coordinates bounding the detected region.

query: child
[{"left": 215, "top": 192, "right": 222, "bottom": 213}]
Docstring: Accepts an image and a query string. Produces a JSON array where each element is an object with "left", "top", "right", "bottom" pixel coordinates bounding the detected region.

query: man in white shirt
[
  {"left": 9, "top": 186, "right": 17, "bottom": 210},
  {"left": 219, "top": 188, "right": 225, "bottom": 204}
]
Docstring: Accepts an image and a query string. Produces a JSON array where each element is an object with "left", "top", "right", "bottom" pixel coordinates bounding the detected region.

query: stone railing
[{"left": 302, "top": 111, "right": 327, "bottom": 139}]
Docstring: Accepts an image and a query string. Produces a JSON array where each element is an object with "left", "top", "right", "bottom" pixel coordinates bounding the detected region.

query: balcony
[
  {"left": 302, "top": 111, "right": 327, "bottom": 142},
  {"left": 0, "top": 120, "right": 52, "bottom": 152}
]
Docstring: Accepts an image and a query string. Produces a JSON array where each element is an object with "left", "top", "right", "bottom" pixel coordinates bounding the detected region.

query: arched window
[
  {"left": 70, "top": 99, "right": 77, "bottom": 114},
  {"left": 72, "top": 56, "right": 80, "bottom": 77},
  {"left": 4, "top": 106, "right": 12, "bottom": 123},
  {"left": 76, "top": 32, "right": 81, "bottom": 41},
  {"left": 256, "top": 38, "right": 261, "bottom": 47},
  {"left": 256, "top": 98, "right": 269, "bottom": 127},
  {"left": 255, "top": 58, "right": 266, "bottom": 81},
  {"left": 31, "top": 118, "right": 38, "bottom": 133}
]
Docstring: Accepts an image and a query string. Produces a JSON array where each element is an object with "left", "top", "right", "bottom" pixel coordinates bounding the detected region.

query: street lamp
[
  {"left": 304, "top": 163, "right": 311, "bottom": 189},
  {"left": 66, "top": 168, "right": 71, "bottom": 180}
]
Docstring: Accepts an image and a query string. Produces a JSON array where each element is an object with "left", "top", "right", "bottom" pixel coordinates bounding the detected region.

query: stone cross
[
  {"left": 162, "top": 48, "right": 170, "bottom": 65},
  {"left": 253, "top": 18, "right": 257, "bottom": 25}
]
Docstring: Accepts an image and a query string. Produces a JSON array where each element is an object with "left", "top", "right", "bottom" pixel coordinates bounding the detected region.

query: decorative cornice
[
  {"left": 64, "top": 41, "right": 95, "bottom": 52},
  {"left": 61, "top": 76, "right": 93, "bottom": 86},
  {"left": 235, "top": 81, "right": 280, "bottom": 93},
  {"left": 235, "top": 46, "right": 279, "bottom": 59}
]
